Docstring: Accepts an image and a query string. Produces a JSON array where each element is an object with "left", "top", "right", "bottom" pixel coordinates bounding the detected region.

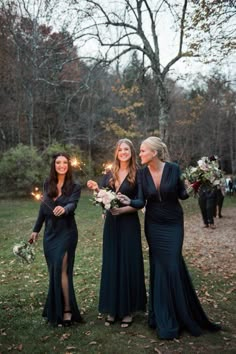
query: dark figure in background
[
  {"left": 87, "top": 139, "right": 146, "bottom": 328},
  {"left": 214, "top": 186, "right": 225, "bottom": 218},
  {"left": 198, "top": 184, "right": 217, "bottom": 229},
  {"left": 228, "top": 178, "right": 233, "bottom": 196},
  {"left": 118, "top": 136, "right": 221, "bottom": 339},
  {"left": 30, "top": 153, "right": 83, "bottom": 327}
]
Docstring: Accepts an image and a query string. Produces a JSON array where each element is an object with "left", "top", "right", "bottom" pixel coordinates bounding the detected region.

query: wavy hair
[
  {"left": 110, "top": 138, "right": 137, "bottom": 187},
  {"left": 46, "top": 152, "right": 74, "bottom": 198}
]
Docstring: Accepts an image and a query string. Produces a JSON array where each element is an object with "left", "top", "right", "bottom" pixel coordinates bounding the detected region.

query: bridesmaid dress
[{"left": 130, "top": 162, "right": 221, "bottom": 339}]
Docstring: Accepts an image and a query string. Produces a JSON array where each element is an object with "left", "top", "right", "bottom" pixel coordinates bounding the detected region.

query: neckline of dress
[
  {"left": 147, "top": 162, "right": 167, "bottom": 191},
  {"left": 115, "top": 174, "right": 128, "bottom": 193}
]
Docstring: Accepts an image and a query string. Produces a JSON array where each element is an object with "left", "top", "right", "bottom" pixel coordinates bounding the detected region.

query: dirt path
[{"left": 183, "top": 207, "right": 236, "bottom": 279}]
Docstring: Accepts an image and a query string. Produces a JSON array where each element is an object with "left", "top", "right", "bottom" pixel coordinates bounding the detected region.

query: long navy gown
[
  {"left": 98, "top": 172, "right": 147, "bottom": 319},
  {"left": 33, "top": 182, "right": 83, "bottom": 325},
  {"left": 130, "top": 162, "right": 221, "bottom": 339}
]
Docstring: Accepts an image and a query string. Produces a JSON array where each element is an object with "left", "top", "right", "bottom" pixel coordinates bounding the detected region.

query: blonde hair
[
  {"left": 110, "top": 138, "right": 137, "bottom": 186},
  {"left": 142, "top": 136, "right": 170, "bottom": 162}
]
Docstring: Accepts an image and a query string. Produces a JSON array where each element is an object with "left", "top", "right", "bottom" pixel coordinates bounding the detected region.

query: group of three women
[{"left": 30, "top": 137, "right": 221, "bottom": 339}]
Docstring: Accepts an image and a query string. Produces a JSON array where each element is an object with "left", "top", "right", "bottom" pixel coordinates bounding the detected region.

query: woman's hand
[
  {"left": 110, "top": 207, "right": 124, "bottom": 216},
  {"left": 53, "top": 206, "right": 65, "bottom": 217},
  {"left": 29, "top": 232, "right": 38, "bottom": 243},
  {"left": 87, "top": 180, "right": 99, "bottom": 191},
  {"left": 117, "top": 193, "right": 131, "bottom": 206}
]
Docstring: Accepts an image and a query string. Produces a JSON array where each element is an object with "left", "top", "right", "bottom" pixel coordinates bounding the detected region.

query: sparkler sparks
[
  {"left": 102, "top": 162, "right": 113, "bottom": 174},
  {"left": 31, "top": 187, "right": 53, "bottom": 211},
  {"left": 70, "top": 157, "right": 88, "bottom": 177}
]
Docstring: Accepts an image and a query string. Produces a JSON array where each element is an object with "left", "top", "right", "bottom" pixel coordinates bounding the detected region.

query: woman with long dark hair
[{"left": 30, "top": 152, "right": 83, "bottom": 327}]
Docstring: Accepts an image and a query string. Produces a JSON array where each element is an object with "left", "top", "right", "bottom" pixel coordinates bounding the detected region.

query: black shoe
[{"left": 63, "top": 311, "right": 72, "bottom": 327}]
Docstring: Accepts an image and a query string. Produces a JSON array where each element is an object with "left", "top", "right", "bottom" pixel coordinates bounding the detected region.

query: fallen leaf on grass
[
  {"left": 154, "top": 348, "right": 162, "bottom": 353},
  {"left": 60, "top": 333, "right": 71, "bottom": 341},
  {"left": 41, "top": 336, "right": 50, "bottom": 342}
]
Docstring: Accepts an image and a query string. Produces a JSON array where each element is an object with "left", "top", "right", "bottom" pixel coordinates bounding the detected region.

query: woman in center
[{"left": 87, "top": 138, "right": 146, "bottom": 327}]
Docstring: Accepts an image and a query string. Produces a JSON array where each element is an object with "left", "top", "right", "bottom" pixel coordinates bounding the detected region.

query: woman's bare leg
[{"left": 61, "top": 252, "right": 71, "bottom": 320}]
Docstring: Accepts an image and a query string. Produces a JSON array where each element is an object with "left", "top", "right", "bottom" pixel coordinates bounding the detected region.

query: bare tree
[{"left": 68, "top": 0, "right": 197, "bottom": 140}]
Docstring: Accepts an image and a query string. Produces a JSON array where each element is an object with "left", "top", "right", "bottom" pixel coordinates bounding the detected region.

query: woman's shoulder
[
  {"left": 136, "top": 166, "right": 148, "bottom": 177},
  {"left": 166, "top": 161, "right": 180, "bottom": 171}
]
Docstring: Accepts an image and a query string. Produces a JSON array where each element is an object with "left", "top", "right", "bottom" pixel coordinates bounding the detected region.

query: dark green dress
[
  {"left": 99, "top": 172, "right": 147, "bottom": 318},
  {"left": 130, "top": 162, "right": 221, "bottom": 339},
  {"left": 33, "top": 182, "right": 83, "bottom": 325}
]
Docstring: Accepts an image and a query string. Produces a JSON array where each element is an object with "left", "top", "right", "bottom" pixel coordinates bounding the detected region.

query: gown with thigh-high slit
[
  {"left": 32, "top": 182, "right": 83, "bottom": 325},
  {"left": 98, "top": 172, "right": 147, "bottom": 319},
  {"left": 130, "top": 162, "right": 221, "bottom": 339}
]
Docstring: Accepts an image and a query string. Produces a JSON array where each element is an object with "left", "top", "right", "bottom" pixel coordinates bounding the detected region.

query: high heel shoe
[{"left": 63, "top": 311, "right": 72, "bottom": 327}]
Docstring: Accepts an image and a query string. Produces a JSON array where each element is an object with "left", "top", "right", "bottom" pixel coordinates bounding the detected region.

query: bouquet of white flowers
[
  {"left": 13, "top": 240, "right": 35, "bottom": 264},
  {"left": 92, "top": 188, "right": 120, "bottom": 211},
  {"left": 182, "top": 156, "right": 225, "bottom": 195}
]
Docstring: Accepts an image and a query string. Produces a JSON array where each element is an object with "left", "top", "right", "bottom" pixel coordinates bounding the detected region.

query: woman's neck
[
  {"left": 57, "top": 175, "right": 65, "bottom": 185},
  {"left": 148, "top": 158, "right": 164, "bottom": 172},
  {"left": 119, "top": 161, "right": 129, "bottom": 171}
]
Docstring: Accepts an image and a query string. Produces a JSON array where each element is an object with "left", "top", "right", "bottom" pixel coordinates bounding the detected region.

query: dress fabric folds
[
  {"left": 99, "top": 172, "right": 147, "bottom": 318},
  {"left": 33, "top": 183, "right": 82, "bottom": 325},
  {"left": 130, "top": 162, "right": 220, "bottom": 339}
]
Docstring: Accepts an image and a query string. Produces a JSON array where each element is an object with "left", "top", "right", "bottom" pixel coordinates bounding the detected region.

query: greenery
[
  {"left": 0, "top": 194, "right": 235, "bottom": 353},
  {"left": 0, "top": 143, "right": 88, "bottom": 197}
]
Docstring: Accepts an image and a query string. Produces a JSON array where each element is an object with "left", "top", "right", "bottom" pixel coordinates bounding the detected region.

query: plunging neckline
[
  {"left": 115, "top": 174, "right": 128, "bottom": 193},
  {"left": 147, "top": 162, "right": 167, "bottom": 193}
]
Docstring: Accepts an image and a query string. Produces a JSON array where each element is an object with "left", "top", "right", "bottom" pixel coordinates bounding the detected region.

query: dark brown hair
[{"left": 46, "top": 152, "right": 74, "bottom": 198}]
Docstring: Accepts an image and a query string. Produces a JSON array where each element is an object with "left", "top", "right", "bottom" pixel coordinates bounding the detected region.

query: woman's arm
[
  {"left": 177, "top": 165, "right": 189, "bottom": 200},
  {"left": 33, "top": 204, "right": 45, "bottom": 232},
  {"left": 117, "top": 170, "right": 146, "bottom": 209},
  {"left": 63, "top": 184, "right": 81, "bottom": 215}
]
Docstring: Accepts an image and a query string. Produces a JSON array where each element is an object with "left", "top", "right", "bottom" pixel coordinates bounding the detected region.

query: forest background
[{"left": 0, "top": 0, "right": 235, "bottom": 195}]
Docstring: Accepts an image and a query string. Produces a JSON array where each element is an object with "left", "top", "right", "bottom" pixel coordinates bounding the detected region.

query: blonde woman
[{"left": 119, "top": 137, "right": 221, "bottom": 339}]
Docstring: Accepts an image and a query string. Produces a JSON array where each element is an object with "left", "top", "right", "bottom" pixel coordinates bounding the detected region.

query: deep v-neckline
[
  {"left": 115, "top": 174, "right": 128, "bottom": 193},
  {"left": 147, "top": 162, "right": 167, "bottom": 192}
]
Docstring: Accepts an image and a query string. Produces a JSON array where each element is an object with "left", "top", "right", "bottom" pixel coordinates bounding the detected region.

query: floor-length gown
[
  {"left": 99, "top": 172, "right": 147, "bottom": 318},
  {"left": 130, "top": 162, "right": 221, "bottom": 339},
  {"left": 33, "top": 183, "right": 83, "bottom": 325}
]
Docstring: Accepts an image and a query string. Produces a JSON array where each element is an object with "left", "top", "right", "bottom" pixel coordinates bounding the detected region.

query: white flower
[
  {"left": 92, "top": 188, "right": 120, "bottom": 211},
  {"left": 182, "top": 156, "right": 225, "bottom": 196},
  {"left": 13, "top": 241, "right": 35, "bottom": 264}
]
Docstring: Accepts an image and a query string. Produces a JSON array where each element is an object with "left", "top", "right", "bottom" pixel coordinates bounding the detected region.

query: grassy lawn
[{"left": 0, "top": 193, "right": 235, "bottom": 353}]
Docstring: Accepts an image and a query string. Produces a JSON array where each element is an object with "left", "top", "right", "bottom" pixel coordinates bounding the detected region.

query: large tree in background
[
  {"left": 71, "top": 0, "right": 193, "bottom": 141},
  {"left": 69, "top": 0, "right": 235, "bottom": 141}
]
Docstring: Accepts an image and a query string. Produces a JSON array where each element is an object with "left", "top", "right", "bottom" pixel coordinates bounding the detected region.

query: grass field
[{"left": 0, "top": 193, "right": 235, "bottom": 353}]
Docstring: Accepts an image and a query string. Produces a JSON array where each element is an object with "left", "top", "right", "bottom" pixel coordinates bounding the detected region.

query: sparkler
[
  {"left": 102, "top": 162, "right": 113, "bottom": 174},
  {"left": 70, "top": 156, "right": 88, "bottom": 177},
  {"left": 31, "top": 187, "right": 53, "bottom": 211}
]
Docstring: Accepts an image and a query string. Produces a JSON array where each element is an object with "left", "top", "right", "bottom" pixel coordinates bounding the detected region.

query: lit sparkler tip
[
  {"left": 71, "top": 157, "right": 79, "bottom": 167},
  {"left": 102, "top": 162, "right": 113, "bottom": 174}
]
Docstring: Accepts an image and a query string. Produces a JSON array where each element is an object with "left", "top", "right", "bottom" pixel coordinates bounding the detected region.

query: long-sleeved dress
[
  {"left": 98, "top": 172, "right": 147, "bottom": 318},
  {"left": 130, "top": 162, "right": 221, "bottom": 339},
  {"left": 33, "top": 182, "right": 83, "bottom": 325}
]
